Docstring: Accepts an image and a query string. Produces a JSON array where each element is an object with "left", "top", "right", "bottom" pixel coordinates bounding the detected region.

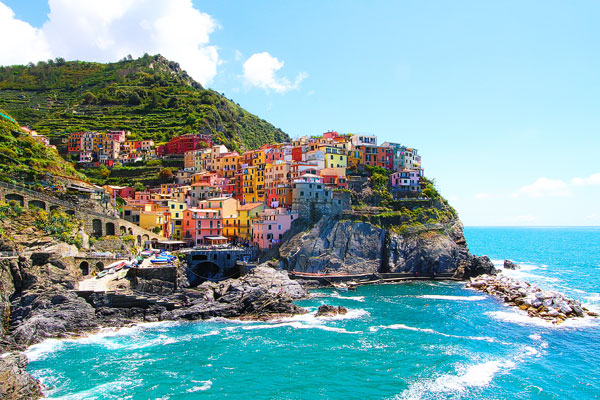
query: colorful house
[
  {"left": 236, "top": 202, "right": 265, "bottom": 242},
  {"left": 251, "top": 208, "right": 299, "bottom": 249},
  {"left": 182, "top": 208, "right": 223, "bottom": 245},
  {"left": 168, "top": 200, "right": 187, "bottom": 239}
]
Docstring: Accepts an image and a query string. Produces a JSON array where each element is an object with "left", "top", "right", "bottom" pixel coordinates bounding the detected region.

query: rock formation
[
  {"left": 467, "top": 274, "right": 598, "bottom": 323},
  {"left": 279, "top": 217, "right": 495, "bottom": 278}
]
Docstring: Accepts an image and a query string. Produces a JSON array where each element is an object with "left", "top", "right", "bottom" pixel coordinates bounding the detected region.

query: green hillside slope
[
  {"left": 0, "top": 109, "right": 84, "bottom": 183},
  {"left": 0, "top": 54, "right": 289, "bottom": 151}
]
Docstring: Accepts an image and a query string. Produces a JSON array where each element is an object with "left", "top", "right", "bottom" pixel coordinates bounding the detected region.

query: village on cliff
[{"left": 24, "top": 127, "right": 424, "bottom": 251}]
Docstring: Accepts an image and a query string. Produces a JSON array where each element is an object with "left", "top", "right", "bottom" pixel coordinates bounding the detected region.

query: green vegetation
[
  {"left": 33, "top": 208, "right": 83, "bottom": 247},
  {"left": 0, "top": 109, "right": 83, "bottom": 183},
  {"left": 0, "top": 54, "right": 289, "bottom": 152}
]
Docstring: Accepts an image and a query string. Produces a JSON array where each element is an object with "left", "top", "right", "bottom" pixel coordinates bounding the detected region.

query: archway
[
  {"left": 188, "top": 261, "right": 221, "bottom": 287},
  {"left": 65, "top": 210, "right": 75, "bottom": 216},
  {"left": 120, "top": 226, "right": 126, "bottom": 235},
  {"left": 5, "top": 194, "right": 24, "bottom": 206},
  {"left": 49, "top": 205, "right": 58, "bottom": 212},
  {"left": 29, "top": 200, "right": 46, "bottom": 210},
  {"left": 95, "top": 262, "right": 104, "bottom": 271},
  {"left": 79, "top": 261, "right": 89, "bottom": 276},
  {"left": 128, "top": 227, "right": 133, "bottom": 235},
  {"left": 142, "top": 234, "right": 150, "bottom": 246},
  {"left": 92, "top": 219, "right": 102, "bottom": 237},
  {"left": 105, "top": 222, "right": 115, "bottom": 236}
]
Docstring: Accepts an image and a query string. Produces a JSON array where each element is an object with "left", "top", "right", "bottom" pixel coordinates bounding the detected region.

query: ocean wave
[
  {"left": 418, "top": 295, "right": 487, "bottom": 302},
  {"left": 329, "top": 292, "right": 366, "bottom": 302},
  {"left": 237, "top": 308, "right": 369, "bottom": 334},
  {"left": 486, "top": 310, "right": 599, "bottom": 329},
  {"left": 369, "top": 324, "right": 496, "bottom": 343},
  {"left": 241, "top": 321, "right": 360, "bottom": 334},
  {"left": 396, "top": 359, "right": 516, "bottom": 399},
  {"left": 44, "top": 377, "right": 143, "bottom": 400},
  {"left": 186, "top": 380, "right": 212, "bottom": 392},
  {"left": 25, "top": 321, "right": 183, "bottom": 362}
]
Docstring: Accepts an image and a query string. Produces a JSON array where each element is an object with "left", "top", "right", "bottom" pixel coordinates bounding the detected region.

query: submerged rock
[{"left": 503, "top": 260, "right": 520, "bottom": 270}]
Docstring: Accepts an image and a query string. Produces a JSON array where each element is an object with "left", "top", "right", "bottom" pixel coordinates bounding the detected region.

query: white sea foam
[
  {"left": 44, "top": 377, "right": 142, "bottom": 399},
  {"left": 241, "top": 321, "right": 360, "bottom": 334},
  {"left": 397, "top": 359, "right": 516, "bottom": 399},
  {"left": 186, "top": 380, "right": 212, "bottom": 392},
  {"left": 369, "top": 324, "right": 496, "bottom": 343},
  {"left": 329, "top": 292, "right": 366, "bottom": 302},
  {"left": 418, "top": 295, "right": 487, "bottom": 302},
  {"left": 25, "top": 321, "right": 182, "bottom": 362}
]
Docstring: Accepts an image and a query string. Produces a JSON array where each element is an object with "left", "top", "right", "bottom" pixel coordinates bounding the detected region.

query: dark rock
[
  {"left": 0, "top": 353, "right": 42, "bottom": 399},
  {"left": 504, "top": 260, "right": 520, "bottom": 270},
  {"left": 315, "top": 305, "right": 348, "bottom": 317}
]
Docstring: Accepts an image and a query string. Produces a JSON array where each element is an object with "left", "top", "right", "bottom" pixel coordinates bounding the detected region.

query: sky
[{"left": 0, "top": 0, "right": 599, "bottom": 226}]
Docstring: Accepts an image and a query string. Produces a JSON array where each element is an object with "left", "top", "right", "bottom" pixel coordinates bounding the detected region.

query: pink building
[
  {"left": 106, "top": 130, "right": 127, "bottom": 143},
  {"left": 183, "top": 208, "right": 223, "bottom": 245},
  {"left": 135, "top": 191, "right": 152, "bottom": 202},
  {"left": 251, "top": 208, "right": 298, "bottom": 249},
  {"left": 390, "top": 170, "right": 421, "bottom": 193}
]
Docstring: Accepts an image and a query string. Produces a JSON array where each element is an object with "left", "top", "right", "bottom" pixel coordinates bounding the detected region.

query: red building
[
  {"left": 357, "top": 145, "right": 393, "bottom": 169},
  {"left": 68, "top": 132, "right": 83, "bottom": 152},
  {"left": 156, "top": 134, "right": 212, "bottom": 156},
  {"left": 291, "top": 146, "right": 304, "bottom": 162}
]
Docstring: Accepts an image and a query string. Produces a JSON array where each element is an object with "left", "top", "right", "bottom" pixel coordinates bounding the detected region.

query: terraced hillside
[
  {"left": 0, "top": 109, "right": 84, "bottom": 183},
  {"left": 0, "top": 55, "right": 289, "bottom": 151}
]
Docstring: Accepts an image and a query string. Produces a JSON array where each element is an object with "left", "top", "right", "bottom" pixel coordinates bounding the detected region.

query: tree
[
  {"left": 158, "top": 167, "right": 173, "bottom": 181},
  {"left": 128, "top": 92, "right": 141, "bottom": 105}
]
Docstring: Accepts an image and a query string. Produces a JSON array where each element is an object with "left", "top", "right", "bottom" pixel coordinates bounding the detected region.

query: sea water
[{"left": 26, "top": 227, "right": 600, "bottom": 399}]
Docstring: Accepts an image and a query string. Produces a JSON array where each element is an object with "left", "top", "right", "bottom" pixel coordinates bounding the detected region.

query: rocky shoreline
[{"left": 467, "top": 265, "right": 598, "bottom": 324}]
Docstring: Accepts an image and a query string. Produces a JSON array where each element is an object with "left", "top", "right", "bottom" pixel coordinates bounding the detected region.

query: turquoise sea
[{"left": 26, "top": 227, "right": 600, "bottom": 399}]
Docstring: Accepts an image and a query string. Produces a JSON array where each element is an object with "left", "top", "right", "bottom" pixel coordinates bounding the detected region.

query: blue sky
[{"left": 1, "top": 0, "right": 599, "bottom": 226}]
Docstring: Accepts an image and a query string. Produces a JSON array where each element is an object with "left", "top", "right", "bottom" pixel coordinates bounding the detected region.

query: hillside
[
  {"left": 0, "top": 54, "right": 289, "bottom": 151},
  {"left": 0, "top": 109, "right": 83, "bottom": 184}
]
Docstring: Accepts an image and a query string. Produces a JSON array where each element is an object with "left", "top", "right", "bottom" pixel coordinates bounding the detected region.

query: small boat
[
  {"left": 107, "top": 268, "right": 116, "bottom": 275},
  {"left": 96, "top": 270, "right": 108, "bottom": 279},
  {"left": 332, "top": 283, "right": 349, "bottom": 292},
  {"left": 347, "top": 281, "right": 359, "bottom": 291}
]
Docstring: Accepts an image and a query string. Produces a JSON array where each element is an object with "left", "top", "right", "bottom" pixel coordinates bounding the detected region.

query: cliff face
[{"left": 278, "top": 217, "right": 494, "bottom": 278}]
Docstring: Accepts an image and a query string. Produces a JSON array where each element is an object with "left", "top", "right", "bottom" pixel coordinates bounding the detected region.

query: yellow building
[
  {"left": 139, "top": 211, "right": 166, "bottom": 236},
  {"left": 168, "top": 200, "right": 187, "bottom": 239},
  {"left": 347, "top": 149, "right": 362, "bottom": 169},
  {"left": 236, "top": 202, "right": 265, "bottom": 242},
  {"left": 319, "top": 145, "right": 347, "bottom": 169}
]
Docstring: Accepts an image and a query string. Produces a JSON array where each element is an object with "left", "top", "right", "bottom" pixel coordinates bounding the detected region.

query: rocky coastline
[
  {"left": 467, "top": 262, "right": 598, "bottom": 324},
  {"left": 0, "top": 218, "right": 511, "bottom": 399}
]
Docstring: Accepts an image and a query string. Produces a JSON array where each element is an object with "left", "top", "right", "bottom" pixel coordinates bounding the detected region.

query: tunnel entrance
[
  {"left": 187, "top": 261, "right": 221, "bottom": 287},
  {"left": 79, "top": 261, "right": 89, "bottom": 276}
]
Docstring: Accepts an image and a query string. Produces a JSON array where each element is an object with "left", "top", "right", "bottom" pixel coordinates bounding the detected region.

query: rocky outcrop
[
  {"left": 0, "top": 353, "right": 42, "bottom": 400},
  {"left": 279, "top": 218, "right": 385, "bottom": 274},
  {"left": 504, "top": 260, "right": 519, "bottom": 270},
  {"left": 279, "top": 217, "right": 495, "bottom": 278},
  {"left": 467, "top": 274, "right": 598, "bottom": 323},
  {"left": 315, "top": 305, "right": 347, "bottom": 317},
  {"left": 163, "top": 266, "right": 308, "bottom": 321}
]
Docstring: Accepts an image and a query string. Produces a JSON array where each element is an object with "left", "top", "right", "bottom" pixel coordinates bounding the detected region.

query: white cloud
[
  {"left": 0, "top": 3, "right": 52, "bottom": 65},
  {"left": 514, "top": 178, "right": 571, "bottom": 198},
  {"left": 571, "top": 173, "right": 600, "bottom": 186},
  {"left": 242, "top": 52, "right": 307, "bottom": 93},
  {"left": 0, "top": 0, "right": 219, "bottom": 85},
  {"left": 475, "top": 193, "right": 490, "bottom": 199}
]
